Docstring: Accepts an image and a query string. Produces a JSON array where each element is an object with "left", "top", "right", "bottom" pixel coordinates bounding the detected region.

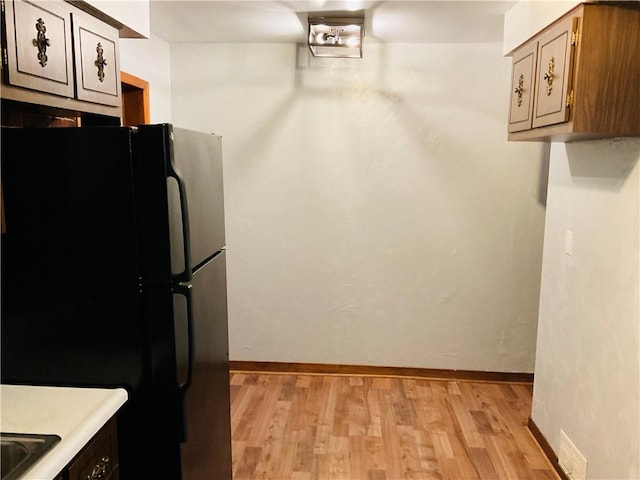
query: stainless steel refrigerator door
[
  {"left": 167, "top": 129, "right": 225, "bottom": 280},
  {"left": 175, "top": 250, "right": 232, "bottom": 480}
]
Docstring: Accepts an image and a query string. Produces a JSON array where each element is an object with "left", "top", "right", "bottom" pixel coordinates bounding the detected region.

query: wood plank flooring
[{"left": 229, "top": 372, "right": 559, "bottom": 480}]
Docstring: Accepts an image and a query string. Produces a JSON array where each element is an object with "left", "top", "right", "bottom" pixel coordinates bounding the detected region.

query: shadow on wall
[
  {"left": 236, "top": 42, "right": 513, "bottom": 171},
  {"left": 567, "top": 138, "right": 640, "bottom": 189},
  {"left": 538, "top": 143, "right": 551, "bottom": 207},
  {"left": 234, "top": 43, "right": 428, "bottom": 170}
]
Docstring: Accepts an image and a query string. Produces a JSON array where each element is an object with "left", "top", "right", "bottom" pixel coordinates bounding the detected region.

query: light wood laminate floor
[{"left": 229, "top": 372, "right": 559, "bottom": 480}]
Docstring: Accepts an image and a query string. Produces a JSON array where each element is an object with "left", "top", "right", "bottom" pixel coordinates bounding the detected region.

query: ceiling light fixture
[{"left": 308, "top": 12, "right": 364, "bottom": 59}]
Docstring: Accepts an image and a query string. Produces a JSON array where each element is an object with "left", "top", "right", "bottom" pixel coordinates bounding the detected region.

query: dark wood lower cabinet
[{"left": 63, "top": 418, "right": 119, "bottom": 480}]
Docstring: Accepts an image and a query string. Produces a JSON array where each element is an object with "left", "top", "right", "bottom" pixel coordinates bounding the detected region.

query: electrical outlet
[{"left": 558, "top": 430, "right": 588, "bottom": 480}]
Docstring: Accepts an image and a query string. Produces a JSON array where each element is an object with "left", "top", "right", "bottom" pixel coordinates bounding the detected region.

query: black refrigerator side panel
[
  {"left": 0, "top": 127, "right": 180, "bottom": 479},
  {"left": 1, "top": 127, "right": 144, "bottom": 390}
]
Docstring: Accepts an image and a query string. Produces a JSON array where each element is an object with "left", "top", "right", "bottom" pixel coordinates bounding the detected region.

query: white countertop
[{"left": 1, "top": 384, "right": 128, "bottom": 479}]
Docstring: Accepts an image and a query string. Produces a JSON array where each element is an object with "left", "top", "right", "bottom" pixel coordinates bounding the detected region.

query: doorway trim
[{"left": 121, "top": 71, "right": 150, "bottom": 125}]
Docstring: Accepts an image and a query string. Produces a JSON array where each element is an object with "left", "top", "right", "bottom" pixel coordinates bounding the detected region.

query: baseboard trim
[
  {"left": 229, "top": 361, "right": 534, "bottom": 384},
  {"left": 527, "top": 417, "right": 569, "bottom": 480}
]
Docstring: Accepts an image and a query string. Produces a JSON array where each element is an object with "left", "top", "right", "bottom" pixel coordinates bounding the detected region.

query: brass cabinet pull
[
  {"left": 86, "top": 456, "right": 110, "bottom": 480},
  {"left": 543, "top": 57, "right": 555, "bottom": 96},
  {"left": 32, "top": 18, "right": 51, "bottom": 67},
  {"left": 514, "top": 74, "right": 524, "bottom": 107},
  {"left": 94, "top": 42, "right": 107, "bottom": 82}
]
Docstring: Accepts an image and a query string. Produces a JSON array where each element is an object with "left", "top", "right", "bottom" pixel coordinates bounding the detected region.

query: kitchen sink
[{"left": 1, "top": 433, "right": 61, "bottom": 480}]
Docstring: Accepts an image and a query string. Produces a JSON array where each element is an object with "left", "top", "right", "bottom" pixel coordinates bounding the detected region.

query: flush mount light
[{"left": 308, "top": 12, "right": 364, "bottom": 59}]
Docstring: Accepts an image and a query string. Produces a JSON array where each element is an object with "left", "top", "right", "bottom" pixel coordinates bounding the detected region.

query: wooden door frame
[{"left": 121, "top": 71, "right": 150, "bottom": 125}]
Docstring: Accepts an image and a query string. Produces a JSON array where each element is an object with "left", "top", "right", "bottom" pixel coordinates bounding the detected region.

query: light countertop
[{"left": 1, "top": 384, "right": 128, "bottom": 479}]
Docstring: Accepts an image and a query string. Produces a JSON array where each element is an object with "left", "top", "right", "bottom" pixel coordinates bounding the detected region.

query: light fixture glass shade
[{"left": 308, "top": 13, "right": 364, "bottom": 58}]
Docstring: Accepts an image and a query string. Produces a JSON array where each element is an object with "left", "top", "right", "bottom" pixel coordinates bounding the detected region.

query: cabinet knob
[{"left": 86, "top": 456, "right": 110, "bottom": 480}]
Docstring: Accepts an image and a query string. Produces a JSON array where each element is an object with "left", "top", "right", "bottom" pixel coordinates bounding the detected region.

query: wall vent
[{"left": 558, "top": 429, "right": 588, "bottom": 480}]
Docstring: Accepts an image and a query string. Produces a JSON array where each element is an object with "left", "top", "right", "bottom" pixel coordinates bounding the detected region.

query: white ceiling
[{"left": 149, "top": 1, "right": 517, "bottom": 44}]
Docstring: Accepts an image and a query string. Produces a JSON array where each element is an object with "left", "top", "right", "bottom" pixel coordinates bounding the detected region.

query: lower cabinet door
[
  {"left": 4, "top": 0, "right": 75, "bottom": 97},
  {"left": 71, "top": 9, "right": 121, "bottom": 107},
  {"left": 66, "top": 418, "right": 119, "bottom": 480}
]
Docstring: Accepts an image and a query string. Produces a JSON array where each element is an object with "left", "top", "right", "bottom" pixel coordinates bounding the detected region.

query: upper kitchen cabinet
[
  {"left": 1, "top": 0, "right": 122, "bottom": 119},
  {"left": 2, "top": 0, "right": 74, "bottom": 97},
  {"left": 508, "top": 41, "right": 537, "bottom": 133},
  {"left": 507, "top": 3, "right": 640, "bottom": 142},
  {"left": 72, "top": 10, "right": 120, "bottom": 107}
]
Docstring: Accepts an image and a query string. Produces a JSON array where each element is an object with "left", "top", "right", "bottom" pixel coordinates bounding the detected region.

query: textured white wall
[
  {"left": 503, "top": 0, "right": 580, "bottom": 54},
  {"left": 532, "top": 140, "right": 640, "bottom": 478},
  {"left": 507, "top": 1, "right": 640, "bottom": 475},
  {"left": 119, "top": 35, "right": 172, "bottom": 123},
  {"left": 83, "top": 0, "right": 150, "bottom": 38},
  {"left": 170, "top": 42, "right": 548, "bottom": 372}
]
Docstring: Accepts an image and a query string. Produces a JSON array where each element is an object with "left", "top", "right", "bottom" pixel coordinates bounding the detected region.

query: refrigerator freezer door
[
  {"left": 179, "top": 250, "right": 232, "bottom": 480},
  {"left": 132, "top": 124, "right": 225, "bottom": 285},
  {"left": 168, "top": 128, "right": 225, "bottom": 278}
]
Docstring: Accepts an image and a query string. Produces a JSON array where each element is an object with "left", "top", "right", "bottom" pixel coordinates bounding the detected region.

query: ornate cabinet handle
[
  {"left": 86, "top": 456, "right": 110, "bottom": 480},
  {"left": 32, "top": 18, "right": 51, "bottom": 67},
  {"left": 514, "top": 74, "right": 524, "bottom": 107},
  {"left": 543, "top": 57, "right": 555, "bottom": 96},
  {"left": 94, "top": 43, "right": 107, "bottom": 82}
]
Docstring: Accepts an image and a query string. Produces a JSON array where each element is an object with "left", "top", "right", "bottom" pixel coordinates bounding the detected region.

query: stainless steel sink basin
[{"left": 1, "top": 433, "right": 61, "bottom": 480}]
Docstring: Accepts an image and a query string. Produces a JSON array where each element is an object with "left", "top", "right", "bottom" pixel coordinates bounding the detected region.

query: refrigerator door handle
[
  {"left": 173, "top": 283, "right": 194, "bottom": 393},
  {"left": 167, "top": 160, "right": 192, "bottom": 283}
]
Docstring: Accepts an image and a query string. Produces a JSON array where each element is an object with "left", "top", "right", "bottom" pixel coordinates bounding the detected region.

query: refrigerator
[{"left": 1, "top": 124, "right": 232, "bottom": 479}]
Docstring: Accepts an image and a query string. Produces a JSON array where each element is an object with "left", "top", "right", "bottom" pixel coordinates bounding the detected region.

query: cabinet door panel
[
  {"left": 532, "top": 15, "right": 577, "bottom": 128},
  {"left": 4, "top": 0, "right": 74, "bottom": 97},
  {"left": 508, "top": 42, "right": 537, "bottom": 133},
  {"left": 66, "top": 418, "right": 119, "bottom": 480},
  {"left": 72, "top": 9, "right": 121, "bottom": 106}
]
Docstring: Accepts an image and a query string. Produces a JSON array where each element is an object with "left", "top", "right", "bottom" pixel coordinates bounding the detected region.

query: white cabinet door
[
  {"left": 532, "top": 14, "right": 578, "bottom": 128},
  {"left": 4, "top": 0, "right": 74, "bottom": 97},
  {"left": 72, "top": 9, "right": 121, "bottom": 106},
  {"left": 508, "top": 41, "right": 538, "bottom": 133}
]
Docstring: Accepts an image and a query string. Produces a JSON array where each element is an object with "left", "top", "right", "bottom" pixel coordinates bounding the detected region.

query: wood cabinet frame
[
  {"left": 1, "top": 0, "right": 122, "bottom": 119},
  {"left": 507, "top": 3, "right": 640, "bottom": 142}
]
